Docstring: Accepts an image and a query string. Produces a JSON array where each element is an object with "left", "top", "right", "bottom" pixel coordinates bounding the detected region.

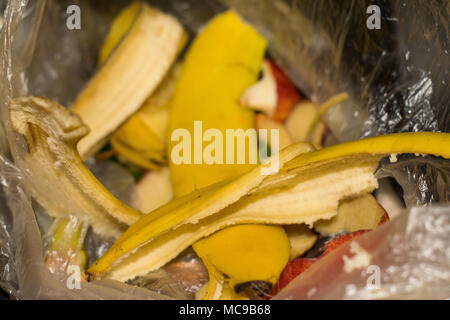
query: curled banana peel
[
  {"left": 88, "top": 132, "right": 450, "bottom": 280},
  {"left": 72, "top": 2, "right": 185, "bottom": 159},
  {"left": 110, "top": 65, "right": 181, "bottom": 170},
  {"left": 193, "top": 225, "right": 290, "bottom": 300},
  {"left": 9, "top": 96, "right": 142, "bottom": 238}
]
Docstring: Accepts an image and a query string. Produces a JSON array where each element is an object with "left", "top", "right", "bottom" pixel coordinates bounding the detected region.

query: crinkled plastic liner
[
  {"left": 275, "top": 206, "right": 450, "bottom": 300},
  {"left": 0, "top": 0, "right": 448, "bottom": 299},
  {"left": 223, "top": 0, "right": 448, "bottom": 141}
]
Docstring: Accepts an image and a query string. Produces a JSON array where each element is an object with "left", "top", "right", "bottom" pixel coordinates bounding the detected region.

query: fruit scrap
[
  {"left": 285, "top": 101, "right": 326, "bottom": 146},
  {"left": 110, "top": 65, "right": 181, "bottom": 170},
  {"left": 284, "top": 224, "right": 318, "bottom": 261},
  {"left": 193, "top": 224, "right": 290, "bottom": 299},
  {"left": 9, "top": 96, "right": 142, "bottom": 238},
  {"left": 87, "top": 132, "right": 449, "bottom": 281},
  {"left": 272, "top": 210, "right": 393, "bottom": 296},
  {"left": 255, "top": 113, "right": 292, "bottom": 150},
  {"left": 271, "top": 258, "right": 316, "bottom": 295},
  {"left": 240, "top": 60, "right": 278, "bottom": 115},
  {"left": 322, "top": 230, "right": 369, "bottom": 256},
  {"left": 87, "top": 142, "right": 312, "bottom": 279},
  {"left": 72, "top": 2, "right": 186, "bottom": 159},
  {"left": 267, "top": 60, "right": 303, "bottom": 123},
  {"left": 131, "top": 167, "right": 173, "bottom": 213},
  {"left": 240, "top": 58, "right": 303, "bottom": 123},
  {"left": 272, "top": 229, "right": 369, "bottom": 295},
  {"left": 168, "top": 10, "right": 267, "bottom": 197},
  {"left": 314, "top": 193, "right": 387, "bottom": 236}
]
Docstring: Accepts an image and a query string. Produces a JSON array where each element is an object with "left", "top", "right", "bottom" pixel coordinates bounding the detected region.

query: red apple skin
[
  {"left": 271, "top": 209, "right": 391, "bottom": 297},
  {"left": 378, "top": 212, "right": 390, "bottom": 226},
  {"left": 267, "top": 59, "right": 303, "bottom": 123},
  {"left": 270, "top": 258, "right": 316, "bottom": 296},
  {"left": 322, "top": 230, "right": 368, "bottom": 257},
  {"left": 271, "top": 230, "right": 369, "bottom": 296}
]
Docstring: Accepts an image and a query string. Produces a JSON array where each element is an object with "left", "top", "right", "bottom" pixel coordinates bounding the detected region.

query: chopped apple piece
[
  {"left": 285, "top": 102, "right": 324, "bottom": 144},
  {"left": 132, "top": 167, "right": 173, "bottom": 213},
  {"left": 284, "top": 224, "right": 318, "bottom": 261},
  {"left": 376, "top": 178, "right": 405, "bottom": 220},
  {"left": 322, "top": 230, "right": 368, "bottom": 256},
  {"left": 314, "top": 194, "right": 387, "bottom": 236},
  {"left": 267, "top": 60, "right": 302, "bottom": 122},
  {"left": 240, "top": 60, "right": 277, "bottom": 115},
  {"left": 255, "top": 113, "right": 292, "bottom": 150}
]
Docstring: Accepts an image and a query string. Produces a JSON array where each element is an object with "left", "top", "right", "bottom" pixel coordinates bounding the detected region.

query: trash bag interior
[{"left": 0, "top": 0, "right": 448, "bottom": 299}]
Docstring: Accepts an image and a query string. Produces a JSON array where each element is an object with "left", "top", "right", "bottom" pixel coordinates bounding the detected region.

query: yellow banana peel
[
  {"left": 110, "top": 65, "right": 181, "bottom": 169},
  {"left": 9, "top": 96, "right": 142, "bottom": 238},
  {"left": 168, "top": 10, "right": 267, "bottom": 197},
  {"left": 88, "top": 132, "right": 449, "bottom": 279},
  {"left": 193, "top": 225, "right": 290, "bottom": 292},
  {"left": 72, "top": 2, "right": 185, "bottom": 159}
]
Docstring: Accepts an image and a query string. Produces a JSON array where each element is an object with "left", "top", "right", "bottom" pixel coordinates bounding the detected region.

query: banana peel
[
  {"left": 72, "top": 2, "right": 185, "bottom": 159},
  {"left": 9, "top": 96, "right": 142, "bottom": 238},
  {"left": 165, "top": 10, "right": 270, "bottom": 298},
  {"left": 193, "top": 225, "right": 290, "bottom": 296},
  {"left": 88, "top": 142, "right": 314, "bottom": 278},
  {"left": 88, "top": 132, "right": 449, "bottom": 279},
  {"left": 110, "top": 65, "right": 181, "bottom": 169},
  {"left": 168, "top": 10, "right": 267, "bottom": 197},
  {"left": 92, "top": 152, "right": 377, "bottom": 281}
]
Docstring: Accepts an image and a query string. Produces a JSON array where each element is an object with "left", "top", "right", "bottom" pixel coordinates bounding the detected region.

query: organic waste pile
[{"left": 1, "top": 1, "right": 449, "bottom": 300}]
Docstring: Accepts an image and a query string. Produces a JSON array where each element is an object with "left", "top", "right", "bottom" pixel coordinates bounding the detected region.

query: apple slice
[
  {"left": 240, "top": 60, "right": 277, "bottom": 115},
  {"left": 322, "top": 230, "right": 368, "bottom": 256},
  {"left": 284, "top": 224, "right": 318, "bottom": 261},
  {"left": 267, "top": 60, "right": 303, "bottom": 122},
  {"left": 314, "top": 194, "right": 387, "bottom": 236},
  {"left": 285, "top": 102, "right": 326, "bottom": 146},
  {"left": 376, "top": 178, "right": 405, "bottom": 220},
  {"left": 132, "top": 167, "right": 173, "bottom": 213},
  {"left": 240, "top": 59, "right": 303, "bottom": 123},
  {"left": 255, "top": 113, "right": 292, "bottom": 150}
]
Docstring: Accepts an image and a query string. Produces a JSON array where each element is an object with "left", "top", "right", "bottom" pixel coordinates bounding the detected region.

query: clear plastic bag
[{"left": 0, "top": 0, "right": 448, "bottom": 300}]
